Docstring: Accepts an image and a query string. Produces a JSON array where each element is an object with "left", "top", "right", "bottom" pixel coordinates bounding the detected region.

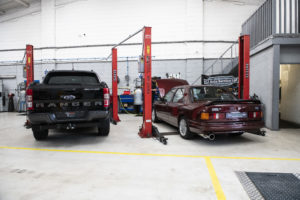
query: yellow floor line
[
  {"left": 0, "top": 146, "right": 300, "bottom": 161},
  {"left": 205, "top": 157, "right": 226, "bottom": 200}
]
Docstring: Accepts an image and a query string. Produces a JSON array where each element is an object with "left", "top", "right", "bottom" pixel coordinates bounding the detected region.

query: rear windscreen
[
  {"left": 191, "top": 87, "right": 237, "bottom": 101},
  {"left": 45, "top": 73, "right": 99, "bottom": 85}
]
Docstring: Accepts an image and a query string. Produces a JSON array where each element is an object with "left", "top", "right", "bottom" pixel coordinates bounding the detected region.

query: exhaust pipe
[
  {"left": 208, "top": 134, "right": 215, "bottom": 141},
  {"left": 199, "top": 133, "right": 215, "bottom": 141}
]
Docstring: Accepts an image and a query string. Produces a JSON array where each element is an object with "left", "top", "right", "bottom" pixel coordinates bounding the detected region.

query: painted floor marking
[
  {"left": 0, "top": 146, "right": 299, "bottom": 161},
  {"left": 205, "top": 157, "right": 226, "bottom": 200},
  {"left": 1, "top": 146, "right": 300, "bottom": 200}
]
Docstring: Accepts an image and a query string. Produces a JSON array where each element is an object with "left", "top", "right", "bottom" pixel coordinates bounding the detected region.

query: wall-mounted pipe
[
  {"left": 0, "top": 40, "right": 238, "bottom": 52},
  {"left": 0, "top": 75, "right": 16, "bottom": 79}
]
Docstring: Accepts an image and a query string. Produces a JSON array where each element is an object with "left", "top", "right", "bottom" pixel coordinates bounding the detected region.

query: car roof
[
  {"left": 47, "top": 70, "right": 97, "bottom": 74},
  {"left": 173, "top": 85, "right": 222, "bottom": 89}
]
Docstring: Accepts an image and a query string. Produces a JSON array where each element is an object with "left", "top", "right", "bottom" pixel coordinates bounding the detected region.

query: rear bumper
[
  {"left": 27, "top": 110, "right": 109, "bottom": 125},
  {"left": 189, "top": 120, "right": 264, "bottom": 134}
]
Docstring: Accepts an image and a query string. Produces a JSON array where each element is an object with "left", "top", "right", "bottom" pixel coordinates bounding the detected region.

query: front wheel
[
  {"left": 178, "top": 117, "right": 194, "bottom": 139},
  {"left": 32, "top": 127, "right": 49, "bottom": 141},
  {"left": 152, "top": 108, "right": 160, "bottom": 123},
  {"left": 97, "top": 117, "right": 110, "bottom": 136}
]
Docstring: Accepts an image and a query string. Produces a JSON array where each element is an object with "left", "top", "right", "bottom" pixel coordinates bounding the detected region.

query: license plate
[
  {"left": 66, "top": 112, "right": 76, "bottom": 118},
  {"left": 226, "top": 112, "right": 247, "bottom": 119}
]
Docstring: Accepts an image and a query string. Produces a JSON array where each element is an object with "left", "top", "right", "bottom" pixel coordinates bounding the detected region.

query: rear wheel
[
  {"left": 178, "top": 117, "right": 194, "bottom": 139},
  {"left": 32, "top": 127, "right": 49, "bottom": 141},
  {"left": 97, "top": 117, "right": 110, "bottom": 136}
]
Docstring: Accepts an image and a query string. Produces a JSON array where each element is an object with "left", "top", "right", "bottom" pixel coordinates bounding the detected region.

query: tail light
[
  {"left": 200, "top": 112, "right": 225, "bottom": 120},
  {"left": 103, "top": 88, "right": 110, "bottom": 108},
  {"left": 249, "top": 111, "right": 262, "bottom": 119},
  {"left": 26, "top": 89, "right": 33, "bottom": 111}
]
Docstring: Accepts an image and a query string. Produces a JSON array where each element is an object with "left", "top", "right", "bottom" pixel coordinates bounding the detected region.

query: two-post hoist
[{"left": 107, "top": 26, "right": 167, "bottom": 144}]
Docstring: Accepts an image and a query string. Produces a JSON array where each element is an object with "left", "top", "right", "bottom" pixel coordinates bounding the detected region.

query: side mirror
[{"left": 157, "top": 97, "right": 164, "bottom": 102}]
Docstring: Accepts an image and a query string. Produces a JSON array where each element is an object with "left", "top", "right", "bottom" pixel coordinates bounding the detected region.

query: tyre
[
  {"left": 97, "top": 117, "right": 110, "bottom": 136},
  {"left": 152, "top": 108, "right": 160, "bottom": 123},
  {"left": 178, "top": 117, "right": 194, "bottom": 139},
  {"left": 32, "top": 127, "right": 49, "bottom": 141}
]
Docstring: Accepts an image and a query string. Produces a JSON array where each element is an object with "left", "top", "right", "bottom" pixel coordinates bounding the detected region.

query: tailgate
[{"left": 32, "top": 85, "right": 104, "bottom": 115}]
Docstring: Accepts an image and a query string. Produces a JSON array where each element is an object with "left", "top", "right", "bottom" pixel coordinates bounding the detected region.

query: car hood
[{"left": 156, "top": 79, "right": 189, "bottom": 97}]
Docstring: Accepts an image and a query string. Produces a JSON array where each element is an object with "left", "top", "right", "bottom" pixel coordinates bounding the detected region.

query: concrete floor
[{"left": 0, "top": 112, "right": 299, "bottom": 200}]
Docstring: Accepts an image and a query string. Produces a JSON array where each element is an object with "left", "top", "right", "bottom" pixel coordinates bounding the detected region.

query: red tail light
[
  {"left": 26, "top": 89, "right": 33, "bottom": 111},
  {"left": 201, "top": 112, "right": 225, "bottom": 120},
  {"left": 248, "top": 111, "right": 262, "bottom": 119},
  {"left": 103, "top": 88, "right": 110, "bottom": 108}
]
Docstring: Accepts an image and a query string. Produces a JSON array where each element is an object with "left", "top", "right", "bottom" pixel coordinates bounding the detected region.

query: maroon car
[{"left": 152, "top": 85, "right": 264, "bottom": 140}]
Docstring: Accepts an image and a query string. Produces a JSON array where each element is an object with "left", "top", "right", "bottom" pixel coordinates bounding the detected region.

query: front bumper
[
  {"left": 189, "top": 120, "right": 264, "bottom": 134},
  {"left": 27, "top": 110, "right": 109, "bottom": 125}
]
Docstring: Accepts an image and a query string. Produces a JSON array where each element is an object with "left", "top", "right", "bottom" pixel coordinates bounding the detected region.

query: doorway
[{"left": 279, "top": 64, "right": 300, "bottom": 128}]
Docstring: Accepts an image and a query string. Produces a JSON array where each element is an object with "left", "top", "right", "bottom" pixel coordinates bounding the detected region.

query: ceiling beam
[{"left": 14, "top": 0, "right": 30, "bottom": 8}]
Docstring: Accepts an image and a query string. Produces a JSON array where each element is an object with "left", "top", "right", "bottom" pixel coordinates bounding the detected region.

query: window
[
  {"left": 45, "top": 73, "right": 99, "bottom": 85},
  {"left": 164, "top": 89, "right": 176, "bottom": 103},
  {"left": 173, "top": 89, "right": 184, "bottom": 103},
  {"left": 191, "top": 87, "right": 236, "bottom": 101}
]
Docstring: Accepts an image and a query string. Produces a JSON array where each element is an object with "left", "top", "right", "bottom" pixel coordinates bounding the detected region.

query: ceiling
[
  {"left": 0, "top": 0, "right": 40, "bottom": 15},
  {"left": 0, "top": 0, "right": 266, "bottom": 16}
]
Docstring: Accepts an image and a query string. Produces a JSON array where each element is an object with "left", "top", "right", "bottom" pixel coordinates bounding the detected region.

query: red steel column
[
  {"left": 26, "top": 45, "right": 34, "bottom": 87},
  {"left": 238, "top": 35, "right": 250, "bottom": 99},
  {"left": 139, "top": 27, "right": 152, "bottom": 137},
  {"left": 112, "top": 48, "right": 120, "bottom": 123}
]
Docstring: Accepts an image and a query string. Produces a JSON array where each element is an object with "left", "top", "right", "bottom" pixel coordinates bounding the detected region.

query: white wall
[
  {"left": 280, "top": 64, "right": 300, "bottom": 124},
  {"left": 0, "top": 0, "right": 263, "bottom": 61},
  {"left": 0, "top": 0, "right": 264, "bottom": 110}
]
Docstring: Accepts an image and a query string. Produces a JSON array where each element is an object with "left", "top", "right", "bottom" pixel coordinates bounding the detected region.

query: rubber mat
[{"left": 237, "top": 172, "right": 300, "bottom": 200}]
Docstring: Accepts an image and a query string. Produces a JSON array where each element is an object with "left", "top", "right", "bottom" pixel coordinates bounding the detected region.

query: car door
[
  {"left": 156, "top": 88, "right": 176, "bottom": 122},
  {"left": 167, "top": 88, "right": 184, "bottom": 126}
]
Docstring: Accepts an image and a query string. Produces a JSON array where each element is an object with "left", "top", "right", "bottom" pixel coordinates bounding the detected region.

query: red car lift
[
  {"left": 111, "top": 48, "right": 121, "bottom": 124},
  {"left": 26, "top": 44, "right": 34, "bottom": 87},
  {"left": 238, "top": 35, "right": 250, "bottom": 100},
  {"left": 107, "top": 27, "right": 167, "bottom": 144}
]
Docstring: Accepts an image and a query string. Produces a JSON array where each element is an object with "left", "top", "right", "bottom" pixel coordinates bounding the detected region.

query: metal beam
[{"left": 14, "top": 0, "right": 30, "bottom": 8}]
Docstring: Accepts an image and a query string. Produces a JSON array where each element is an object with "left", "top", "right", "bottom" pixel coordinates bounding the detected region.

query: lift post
[
  {"left": 111, "top": 48, "right": 120, "bottom": 124},
  {"left": 138, "top": 27, "right": 153, "bottom": 138},
  {"left": 26, "top": 44, "right": 34, "bottom": 87},
  {"left": 238, "top": 35, "right": 250, "bottom": 99}
]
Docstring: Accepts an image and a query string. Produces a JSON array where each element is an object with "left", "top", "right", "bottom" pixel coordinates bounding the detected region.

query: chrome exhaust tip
[{"left": 208, "top": 134, "right": 215, "bottom": 141}]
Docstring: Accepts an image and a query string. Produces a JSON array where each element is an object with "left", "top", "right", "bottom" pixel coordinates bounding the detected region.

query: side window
[
  {"left": 173, "top": 89, "right": 184, "bottom": 103},
  {"left": 164, "top": 89, "right": 176, "bottom": 103}
]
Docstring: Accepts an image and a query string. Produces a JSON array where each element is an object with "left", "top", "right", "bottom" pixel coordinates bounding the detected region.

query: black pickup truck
[{"left": 26, "top": 70, "right": 110, "bottom": 140}]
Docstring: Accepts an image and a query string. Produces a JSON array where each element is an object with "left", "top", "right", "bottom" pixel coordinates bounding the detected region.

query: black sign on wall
[{"left": 201, "top": 74, "right": 238, "bottom": 87}]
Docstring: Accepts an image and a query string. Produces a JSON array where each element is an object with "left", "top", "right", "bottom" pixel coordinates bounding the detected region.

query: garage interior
[{"left": 0, "top": 0, "right": 300, "bottom": 200}]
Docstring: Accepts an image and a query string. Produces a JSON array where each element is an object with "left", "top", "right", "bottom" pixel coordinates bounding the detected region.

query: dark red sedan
[{"left": 152, "top": 85, "right": 264, "bottom": 140}]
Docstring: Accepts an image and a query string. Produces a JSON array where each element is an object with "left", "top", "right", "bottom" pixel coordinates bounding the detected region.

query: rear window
[
  {"left": 45, "top": 73, "right": 99, "bottom": 85},
  {"left": 191, "top": 87, "right": 236, "bottom": 101}
]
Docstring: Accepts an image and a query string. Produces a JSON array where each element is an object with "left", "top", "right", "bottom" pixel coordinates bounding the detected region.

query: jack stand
[
  {"left": 24, "top": 120, "right": 31, "bottom": 129},
  {"left": 152, "top": 125, "right": 168, "bottom": 145}
]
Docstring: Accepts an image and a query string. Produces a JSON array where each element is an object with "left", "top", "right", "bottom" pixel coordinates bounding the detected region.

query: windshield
[
  {"left": 191, "top": 87, "right": 237, "bottom": 101},
  {"left": 45, "top": 73, "right": 99, "bottom": 85}
]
